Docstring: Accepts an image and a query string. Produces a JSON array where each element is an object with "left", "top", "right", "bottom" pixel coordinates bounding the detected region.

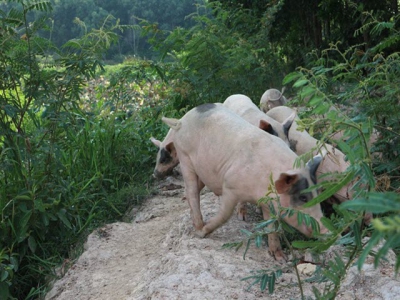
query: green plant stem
[
  {"left": 333, "top": 252, "right": 355, "bottom": 298},
  {"left": 375, "top": 124, "right": 400, "bottom": 137},
  {"left": 337, "top": 121, "right": 372, "bottom": 169},
  {"left": 281, "top": 230, "right": 305, "bottom": 300}
]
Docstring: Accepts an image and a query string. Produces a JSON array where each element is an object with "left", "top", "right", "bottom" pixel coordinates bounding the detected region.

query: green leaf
[
  {"left": 321, "top": 217, "right": 336, "bottom": 232},
  {"left": 292, "top": 240, "right": 321, "bottom": 249},
  {"left": 283, "top": 72, "right": 301, "bottom": 85},
  {"left": 243, "top": 238, "right": 252, "bottom": 260},
  {"left": 360, "top": 162, "right": 376, "bottom": 190},
  {"left": 255, "top": 234, "right": 263, "bottom": 248},
  {"left": 310, "top": 217, "right": 320, "bottom": 234},
  {"left": 341, "top": 192, "right": 400, "bottom": 213},
  {"left": 395, "top": 255, "right": 400, "bottom": 273},
  {"left": 57, "top": 209, "right": 72, "bottom": 229},
  {"left": 9, "top": 256, "right": 18, "bottom": 272},
  {"left": 254, "top": 219, "right": 276, "bottom": 230},
  {"left": 299, "top": 86, "right": 316, "bottom": 98},
  {"left": 0, "top": 282, "right": 10, "bottom": 300},
  {"left": 357, "top": 230, "right": 382, "bottom": 270},
  {"left": 28, "top": 235, "right": 37, "bottom": 253},
  {"left": 374, "top": 234, "right": 399, "bottom": 268},
  {"left": 260, "top": 274, "right": 268, "bottom": 291},
  {"left": 351, "top": 220, "right": 362, "bottom": 249},
  {"left": 281, "top": 221, "right": 296, "bottom": 234},
  {"left": 240, "top": 229, "right": 253, "bottom": 237},
  {"left": 308, "top": 94, "right": 323, "bottom": 106},
  {"left": 303, "top": 170, "right": 355, "bottom": 208},
  {"left": 222, "top": 242, "right": 243, "bottom": 251},
  {"left": 297, "top": 212, "right": 304, "bottom": 226},
  {"left": 0, "top": 270, "right": 9, "bottom": 282},
  {"left": 17, "top": 210, "right": 32, "bottom": 243},
  {"left": 4, "top": 105, "right": 18, "bottom": 118},
  {"left": 34, "top": 199, "right": 46, "bottom": 212},
  {"left": 314, "top": 102, "right": 330, "bottom": 114},
  {"left": 268, "top": 272, "right": 276, "bottom": 294},
  {"left": 293, "top": 79, "right": 309, "bottom": 88},
  {"left": 15, "top": 195, "right": 32, "bottom": 201},
  {"left": 336, "top": 140, "right": 355, "bottom": 163}
]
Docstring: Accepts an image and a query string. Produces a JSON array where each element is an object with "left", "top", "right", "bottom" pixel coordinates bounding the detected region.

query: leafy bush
[
  {"left": 0, "top": 2, "right": 169, "bottom": 298},
  {"left": 142, "top": 1, "right": 289, "bottom": 110},
  {"left": 227, "top": 11, "right": 400, "bottom": 299}
]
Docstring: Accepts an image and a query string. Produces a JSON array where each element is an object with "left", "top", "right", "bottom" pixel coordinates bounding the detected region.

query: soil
[{"left": 45, "top": 175, "right": 400, "bottom": 300}]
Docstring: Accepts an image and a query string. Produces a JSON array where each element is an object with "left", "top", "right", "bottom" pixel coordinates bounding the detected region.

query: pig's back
[{"left": 175, "top": 104, "right": 297, "bottom": 196}]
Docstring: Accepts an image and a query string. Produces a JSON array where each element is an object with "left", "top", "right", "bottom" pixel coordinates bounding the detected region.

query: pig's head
[
  {"left": 274, "top": 155, "right": 327, "bottom": 237},
  {"left": 150, "top": 130, "right": 179, "bottom": 179},
  {"left": 258, "top": 112, "right": 296, "bottom": 148},
  {"left": 260, "top": 88, "right": 288, "bottom": 113}
]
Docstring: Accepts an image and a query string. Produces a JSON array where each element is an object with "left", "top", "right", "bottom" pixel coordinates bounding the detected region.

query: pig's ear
[
  {"left": 165, "top": 142, "right": 175, "bottom": 155},
  {"left": 162, "top": 117, "right": 181, "bottom": 130},
  {"left": 306, "top": 154, "right": 323, "bottom": 183},
  {"left": 275, "top": 173, "right": 299, "bottom": 194},
  {"left": 150, "top": 137, "right": 161, "bottom": 148},
  {"left": 259, "top": 120, "right": 274, "bottom": 135},
  {"left": 282, "top": 112, "right": 296, "bottom": 136}
]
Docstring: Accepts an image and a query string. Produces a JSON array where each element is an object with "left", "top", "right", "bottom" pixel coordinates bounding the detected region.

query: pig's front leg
[
  {"left": 236, "top": 202, "right": 248, "bottom": 221},
  {"left": 180, "top": 166, "right": 204, "bottom": 231},
  {"left": 261, "top": 205, "right": 287, "bottom": 262},
  {"left": 196, "top": 190, "right": 238, "bottom": 238}
]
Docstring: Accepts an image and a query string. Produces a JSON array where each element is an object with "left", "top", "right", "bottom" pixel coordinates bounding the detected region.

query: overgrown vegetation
[
  {"left": 215, "top": 7, "right": 400, "bottom": 300},
  {"left": 1, "top": 0, "right": 399, "bottom": 299},
  {"left": 0, "top": 2, "right": 171, "bottom": 299}
]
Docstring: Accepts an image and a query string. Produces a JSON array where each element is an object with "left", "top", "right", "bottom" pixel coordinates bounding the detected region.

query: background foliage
[
  {"left": 0, "top": 0, "right": 206, "bottom": 60},
  {"left": 0, "top": 0, "right": 399, "bottom": 299},
  {"left": 0, "top": 1, "right": 170, "bottom": 298}
]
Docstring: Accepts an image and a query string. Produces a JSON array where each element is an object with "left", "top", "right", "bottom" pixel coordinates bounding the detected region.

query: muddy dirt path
[{"left": 45, "top": 175, "right": 400, "bottom": 300}]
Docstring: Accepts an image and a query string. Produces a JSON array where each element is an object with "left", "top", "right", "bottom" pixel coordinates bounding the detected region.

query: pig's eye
[{"left": 299, "top": 195, "right": 308, "bottom": 203}]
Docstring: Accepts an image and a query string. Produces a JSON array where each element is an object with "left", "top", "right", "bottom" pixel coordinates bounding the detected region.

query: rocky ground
[{"left": 45, "top": 175, "right": 400, "bottom": 300}]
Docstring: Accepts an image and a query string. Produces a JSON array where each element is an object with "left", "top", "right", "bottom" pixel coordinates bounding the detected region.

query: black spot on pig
[
  {"left": 159, "top": 148, "right": 172, "bottom": 164},
  {"left": 289, "top": 177, "right": 313, "bottom": 205},
  {"left": 321, "top": 196, "right": 340, "bottom": 218},
  {"left": 283, "top": 122, "right": 292, "bottom": 138},
  {"left": 261, "top": 126, "right": 278, "bottom": 137},
  {"left": 196, "top": 103, "right": 216, "bottom": 113},
  {"left": 289, "top": 139, "right": 297, "bottom": 152},
  {"left": 307, "top": 155, "right": 323, "bottom": 184}
]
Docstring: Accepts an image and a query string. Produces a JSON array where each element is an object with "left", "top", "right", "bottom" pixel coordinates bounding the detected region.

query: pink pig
[
  {"left": 223, "top": 94, "right": 295, "bottom": 148},
  {"left": 266, "top": 106, "right": 352, "bottom": 203},
  {"left": 159, "top": 103, "right": 327, "bottom": 261},
  {"left": 260, "top": 88, "right": 288, "bottom": 112}
]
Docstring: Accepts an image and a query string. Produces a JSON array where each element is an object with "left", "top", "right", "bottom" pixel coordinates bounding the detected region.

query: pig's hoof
[
  {"left": 364, "top": 212, "right": 373, "bottom": 226},
  {"left": 194, "top": 229, "right": 207, "bottom": 238},
  {"left": 269, "top": 249, "right": 287, "bottom": 262},
  {"left": 237, "top": 211, "right": 248, "bottom": 222},
  {"left": 237, "top": 204, "right": 248, "bottom": 222}
]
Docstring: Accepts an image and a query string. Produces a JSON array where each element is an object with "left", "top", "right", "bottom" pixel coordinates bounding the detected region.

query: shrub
[{"left": 0, "top": 2, "right": 167, "bottom": 298}]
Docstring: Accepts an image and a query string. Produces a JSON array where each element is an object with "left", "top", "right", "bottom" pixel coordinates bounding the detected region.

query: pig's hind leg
[{"left": 196, "top": 190, "right": 238, "bottom": 238}]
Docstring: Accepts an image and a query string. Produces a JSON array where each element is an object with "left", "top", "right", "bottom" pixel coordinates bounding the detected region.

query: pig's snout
[
  {"left": 153, "top": 168, "right": 174, "bottom": 180},
  {"left": 304, "top": 224, "right": 329, "bottom": 237},
  {"left": 319, "top": 226, "right": 329, "bottom": 235},
  {"left": 153, "top": 170, "right": 164, "bottom": 179}
]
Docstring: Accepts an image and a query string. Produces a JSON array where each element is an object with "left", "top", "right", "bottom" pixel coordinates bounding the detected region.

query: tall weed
[
  {"left": 233, "top": 12, "right": 400, "bottom": 299},
  {"left": 0, "top": 2, "right": 163, "bottom": 298}
]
